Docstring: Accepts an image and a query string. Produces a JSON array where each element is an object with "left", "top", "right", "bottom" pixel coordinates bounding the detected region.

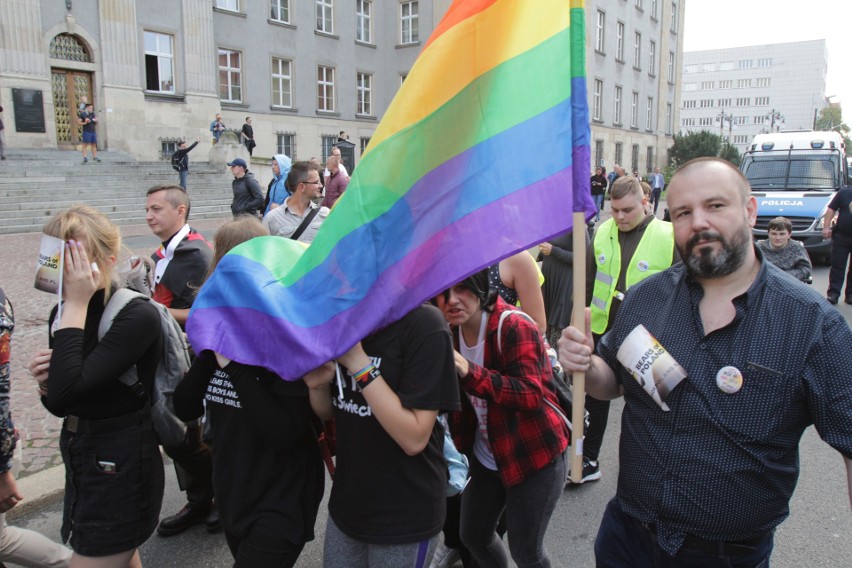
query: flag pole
[{"left": 569, "top": 211, "right": 587, "bottom": 483}]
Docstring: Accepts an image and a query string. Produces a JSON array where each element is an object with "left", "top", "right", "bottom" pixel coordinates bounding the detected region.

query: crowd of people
[{"left": 0, "top": 155, "right": 847, "bottom": 568}]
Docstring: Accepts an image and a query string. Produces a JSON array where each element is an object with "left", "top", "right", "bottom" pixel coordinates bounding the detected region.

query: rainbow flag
[{"left": 187, "top": 0, "right": 594, "bottom": 380}]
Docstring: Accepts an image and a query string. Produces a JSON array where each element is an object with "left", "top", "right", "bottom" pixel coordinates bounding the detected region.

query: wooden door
[{"left": 50, "top": 69, "right": 92, "bottom": 146}]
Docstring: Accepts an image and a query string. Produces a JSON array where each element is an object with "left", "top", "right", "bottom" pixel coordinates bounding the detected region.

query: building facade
[
  {"left": 680, "top": 40, "right": 828, "bottom": 154},
  {"left": 587, "top": 0, "right": 685, "bottom": 176},
  {"left": 0, "top": 0, "right": 681, "bottom": 174}
]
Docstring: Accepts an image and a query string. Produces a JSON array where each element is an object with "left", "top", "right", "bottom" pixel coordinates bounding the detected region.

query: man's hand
[
  {"left": 0, "top": 470, "right": 23, "bottom": 513},
  {"left": 557, "top": 308, "right": 595, "bottom": 373}
]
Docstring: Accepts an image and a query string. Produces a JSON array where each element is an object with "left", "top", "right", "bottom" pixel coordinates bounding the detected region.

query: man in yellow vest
[{"left": 570, "top": 176, "right": 677, "bottom": 485}]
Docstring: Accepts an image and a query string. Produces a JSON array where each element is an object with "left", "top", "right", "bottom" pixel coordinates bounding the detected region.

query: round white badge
[
  {"left": 716, "top": 366, "right": 743, "bottom": 394},
  {"left": 637, "top": 260, "right": 649, "bottom": 272},
  {"left": 598, "top": 253, "right": 606, "bottom": 264}
]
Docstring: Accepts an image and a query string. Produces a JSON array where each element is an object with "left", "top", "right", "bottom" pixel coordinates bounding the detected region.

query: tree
[
  {"left": 668, "top": 131, "right": 723, "bottom": 166},
  {"left": 814, "top": 106, "right": 851, "bottom": 148},
  {"left": 718, "top": 141, "right": 741, "bottom": 166}
]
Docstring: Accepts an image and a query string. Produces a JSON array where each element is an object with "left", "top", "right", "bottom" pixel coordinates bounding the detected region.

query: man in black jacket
[
  {"left": 227, "top": 158, "right": 264, "bottom": 217},
  {"left": 173, "top": 139, "right": 199, "bottom": 190}
]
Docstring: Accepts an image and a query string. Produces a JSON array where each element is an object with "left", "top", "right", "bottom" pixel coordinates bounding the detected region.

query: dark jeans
[
  {"left": 584, "top": 395, "right": 610, "bottom": 462},
  {"left": 460, "top": 453, "right": 565, "bottom": 568},
  {"left": 595, "top": 498, "right": 773, "bottom": 568},
  {"left": 225, "top": 527, "right": 305, "bottom": 568},
  {"left": 179, "top": 169, "right": 188, "bottom": 190},
  {"left": 652, "top": 188, "right": 662, "bottom": 214},
  {"left": 162, "top": 422, "right": 214, "bottom": 509},
  {"left": 827, "top": 232, "right": 852, "bottom": 298}
]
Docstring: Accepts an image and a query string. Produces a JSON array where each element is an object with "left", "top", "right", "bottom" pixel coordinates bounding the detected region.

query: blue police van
[{"left": 740, "top": 131, "right": 848, "bottom": 264}]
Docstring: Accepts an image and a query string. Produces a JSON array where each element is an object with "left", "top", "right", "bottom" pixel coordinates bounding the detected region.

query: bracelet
[{"left": 352, "top": 363, "right": 381, "bottom": 389}]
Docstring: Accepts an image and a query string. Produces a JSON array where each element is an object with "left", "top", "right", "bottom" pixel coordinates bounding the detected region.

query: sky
[{"left": 683, "top": 0, "right": 852, "bottom": 118}]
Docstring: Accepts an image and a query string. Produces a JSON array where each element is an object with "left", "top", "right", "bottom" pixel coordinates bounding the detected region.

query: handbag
[{"left": 439, "top": 415, "right": 470, "bottom": 496}]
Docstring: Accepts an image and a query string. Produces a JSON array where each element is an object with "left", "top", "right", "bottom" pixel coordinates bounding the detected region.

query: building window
[
  {"left": 360, "top": 136, "right": 371, "bottom": 154},
  {"left": 317, "top": 65, "right": 335, "bottom": 112},
  {"left": 665, "top": 103, "right": 673, "bottom": 134},
  {"left": 646, "top": 97, "right": 653, "bottom": 130},
  {"left": 682, "top": 118, "right": 695, "bottom": 126},
  {"left": 718, "top": 98, "right": 731, "bottom": 107},
  {"left": 683, "top": 83, "right": 698, "bottom": 91},
  {"left": 719, "top": 80, "right": 732, "bottom": 89},
  {"left": 682, "top": 100, "right": 696, "bottom": 109},
  {"left": 277, "top": 132, "right": 296, "bottom": 158},
  {"left": 756, "top": 77, "right": 771, "bottom": 87},
  {"left": 356, "top": 0, "right": 372, "bottom": 43},
  {"left": 755, "top": 96, "right": 770, "bottom": 106},
  {"left": 160, "top": 139, "right": 179, "bottom": 160},
  {"left": 614, "top": 86, "right": 623, "bottom": 125},
  {"left": 49, "top": 34, "right": 91, "bottom": 62},
  {"left": 216, "top": 0, "right": 239, "bottom": 11},
  {"left": 737, "top": 78, "right": 751, "bottom": 88},
  {"left": 595, "top": 139, "right": 604, "bottom": 167},
  {"left": 757, "top": 58, "right": 772, "bottom": 67},
  {"left": 631, "top": 144, "right": 639, "bottom": 173},
  {"left": 595, "top": 11, "right": 605, "bottom": 53},
  {"left": 593, "top": 79, "right": 603, "bottom": 121},
  {"left": 401, "top": 1, "right": 419, "bottom": 44},
  {"left": 631, "top": 92, "right": 639, "bottom": 128},
  {"left": 144, "top": 31, "right": 174, "bottom": 93},
  {"left": 650, "top": 0, "right": 658, "bottom": 18},
  {"left": 738, "top": 59, "right": 753, "bottom": 69},
  {"left": 670, "top": 2, "right": 678, "bottom": 32},
  {"left": 615, "top": 142, "right": 623, "bottom": 165},
  {"left": 271, "top": 57, "right": 292, "bottom": 108},
  {"left": 699, "top": 117, "right": 713, "bottom": 126},
  {"left": 270, "top": 0, "right": 290, "bottom": 23},
  {"left": 667, "top": 51, "right": 675, "bottom": 83},
  {"left": 357, "top": 72, "right": 372, "bottom": 116},
  {"left": 648, "top": 40, "right": 656, "bottom": 76},
  {"left": 218, "top": 49, "right": 241, "bottom": 102},
  {"left": 633, "top": 32, "right": 641, "bottom": 69},
  {"left": 616, "top": 22, "right": 625, "bottom": 61},
  {"left": 736, "top": 97, "right": 750, "bottom": 106},
  {"left": 701, "top": 81, "right": 714, "bottom": 90},
  {"left": 700, "top": 99, "right": 714, "bottom": 108},
  {"left": 733, "top": 135, "right": 749, "bottom": 144},
  {"left": 316, "top": 0, "right": 333, "bottom": 34},
  {"left": 701, "top": 63, "right": 717, "bottom": 72},
  {"left": 646, "top": 146, "right": 654, "bottom": 171},
  {"left": 321, "top": 135, "right": 336, "bottom": 161}
]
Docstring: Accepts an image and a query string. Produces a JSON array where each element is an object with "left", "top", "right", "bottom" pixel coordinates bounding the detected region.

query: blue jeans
[
  {"left": 179, "top": 169, "right": 188, "bottom": 190},
  {"left": 593, "top": 193, "right": 605, "bottom": 220},
  {"left": 595, "top": 498, "right": 773, "bottom": 568},
  {"left": 460, "top": 453, "right": 565, "bottom": 568}
]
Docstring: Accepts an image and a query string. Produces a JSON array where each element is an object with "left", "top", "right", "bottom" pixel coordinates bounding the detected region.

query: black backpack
[{"left": 170, "top": 151, "right": 181, "bottom": 171}]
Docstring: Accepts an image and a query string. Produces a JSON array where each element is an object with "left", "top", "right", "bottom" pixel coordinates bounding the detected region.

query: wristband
[{"left": 352, "top": 363, "right": 381, "bottom": 389}]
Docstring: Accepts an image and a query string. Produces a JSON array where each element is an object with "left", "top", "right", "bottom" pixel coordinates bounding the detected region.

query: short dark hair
[
  {"left": 610, "top": 176, "right": 644, "bottom": 200},
  {"left": 439, "top": 269, "right": 498, "bottom": 311},
  {"left": 767, "top": 216, "right": 792, "bottom": 233},
  {"left": 147, "top": 184, "right": 191, "bottom": 220},
  {"left": 286, "top": 161, "right": 315, "bottom": 189}
]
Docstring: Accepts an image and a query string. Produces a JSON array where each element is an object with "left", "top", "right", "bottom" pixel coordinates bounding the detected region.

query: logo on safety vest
[
  {"left": 637, "top": 260, "right": 649, "bottom": 272},
  {"left": 598, "top": 254, "right": 606, "bottom": 264}
]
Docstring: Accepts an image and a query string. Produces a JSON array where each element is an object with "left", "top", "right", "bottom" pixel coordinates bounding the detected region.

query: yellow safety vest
[{"left": 590, "top": 218, "right": 674, "bottom": 334}]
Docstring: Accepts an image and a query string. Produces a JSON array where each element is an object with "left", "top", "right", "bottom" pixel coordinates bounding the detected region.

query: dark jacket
[
  {"left": 174, "top": 141, "right": 198, "bottom": 172},
  {"left": 231, "top": 171, "right": 264, "bottom": 217}
]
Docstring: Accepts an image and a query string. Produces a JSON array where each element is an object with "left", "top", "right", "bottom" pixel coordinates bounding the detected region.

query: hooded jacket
[{"left": 263, "top": 154, "right": 293, "bottom": 216}]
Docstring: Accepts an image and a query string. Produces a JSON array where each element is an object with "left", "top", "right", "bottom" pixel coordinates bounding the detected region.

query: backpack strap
[
  {"left": 290, "top": 206, "right": 320, "bottom": 241},
  {"left": 98, "top": 288, "right": 149, "bottom": 396}
]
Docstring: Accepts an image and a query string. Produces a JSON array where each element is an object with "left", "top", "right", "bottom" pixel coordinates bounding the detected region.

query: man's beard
[{"left": 680, "top": 223, "right": 751, "bottom": 279}]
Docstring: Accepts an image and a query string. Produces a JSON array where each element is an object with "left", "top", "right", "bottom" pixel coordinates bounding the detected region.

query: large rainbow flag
[{"left": 187, "top": 0, "right": 595, "bottom": 380}]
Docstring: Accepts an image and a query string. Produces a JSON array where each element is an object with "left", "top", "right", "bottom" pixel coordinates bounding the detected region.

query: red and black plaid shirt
[{"left": 449, "top": 298, "right": 568, "bottom": 488}]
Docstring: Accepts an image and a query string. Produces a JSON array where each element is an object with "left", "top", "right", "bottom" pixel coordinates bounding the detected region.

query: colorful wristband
[{"left": 352, "top": 363, "right": 381, "bottom": 388}]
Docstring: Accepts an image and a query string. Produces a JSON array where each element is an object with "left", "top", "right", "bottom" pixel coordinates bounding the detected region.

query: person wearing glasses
[
  {"left": 263, "top": 161, "right": 330, "bottom": 243},
  {"left": 321, "top": 155, "right": 349, "bottom": 209}
]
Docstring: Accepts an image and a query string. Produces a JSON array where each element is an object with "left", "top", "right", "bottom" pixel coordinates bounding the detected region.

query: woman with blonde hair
[{"left": 28, "top": 205, "right": 164, "bottom": 568}]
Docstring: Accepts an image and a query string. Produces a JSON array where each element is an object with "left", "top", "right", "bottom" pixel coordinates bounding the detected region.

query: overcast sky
[{"left": 683, "top": 0, "right": 852, "bottom": 119}]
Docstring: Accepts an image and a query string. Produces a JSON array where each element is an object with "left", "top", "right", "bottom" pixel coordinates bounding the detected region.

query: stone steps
[{"left": 0, "top": 150, "right": 235, "bottom": 234}]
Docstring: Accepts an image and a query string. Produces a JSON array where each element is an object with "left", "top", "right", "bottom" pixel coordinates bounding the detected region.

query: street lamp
[
  {"left": 766, "top": 109, "right": 784, "bottom": 132},
  {"left": 715, "top": 109, "right": 734, "bottom": 140}
]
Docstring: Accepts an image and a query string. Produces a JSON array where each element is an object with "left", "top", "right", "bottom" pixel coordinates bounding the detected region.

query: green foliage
[
  {"left": 718, "top": 141, "right": 741, "bottom": 167},
  {"left": 668, "top": 131, "right": 723, "bottom": 167},
  {"left": 814, "top": 106, "right": 852, "bottom": 148}
]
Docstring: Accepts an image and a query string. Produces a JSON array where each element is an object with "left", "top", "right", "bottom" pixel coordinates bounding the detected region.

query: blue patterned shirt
[{"left": 598, "top": 249, "right": 852, "bottom": 555}]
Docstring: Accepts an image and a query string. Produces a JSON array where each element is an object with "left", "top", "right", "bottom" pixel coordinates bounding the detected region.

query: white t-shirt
[{"left": 459, "top": 313, "right": 497, "bottom": 470}]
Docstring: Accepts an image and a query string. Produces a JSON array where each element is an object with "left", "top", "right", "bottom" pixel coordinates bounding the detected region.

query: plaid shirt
[{"left": 449, "top": 298, "right": 568, "bottom": 487}]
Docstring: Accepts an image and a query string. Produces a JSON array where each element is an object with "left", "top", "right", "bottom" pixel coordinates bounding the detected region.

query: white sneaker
[{"left": 429, "top": 541, "right": 461, "bottom": 568}]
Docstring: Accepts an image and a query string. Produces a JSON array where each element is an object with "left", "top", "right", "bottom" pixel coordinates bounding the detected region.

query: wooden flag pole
[{"left": 569, "top": 211, "right": 587, "bottom": 483}]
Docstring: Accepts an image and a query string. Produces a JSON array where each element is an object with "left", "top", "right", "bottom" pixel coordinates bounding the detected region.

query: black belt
[
  {"left": 64, "top": 407, "right": 149, "bottom": 435},
  {"left": 640, "top": 521, "right": 770, "bottom": 557}
]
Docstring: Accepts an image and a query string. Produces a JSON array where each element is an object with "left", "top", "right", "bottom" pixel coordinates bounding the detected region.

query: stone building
[
  {"left": 680, "top": 40, "right": 829, "bottom": 154},
  {"left": 0, "top": 0, "right": 682, "bottom": 174}
]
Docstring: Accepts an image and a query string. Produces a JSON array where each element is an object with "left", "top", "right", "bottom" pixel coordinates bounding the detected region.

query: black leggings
[{"left": 225, "top": 527, "right": 305, "bottom": 568}]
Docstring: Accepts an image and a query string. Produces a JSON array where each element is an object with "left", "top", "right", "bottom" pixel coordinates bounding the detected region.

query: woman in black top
[
  {"left": 28, "top": 205, "right": 164, "bottom": 567},
  {"left": 173, "top": 217, "right": 325, "bottom": 567},
  {"left": 590, "top": 167, "right": 608, "bottom": 222}
]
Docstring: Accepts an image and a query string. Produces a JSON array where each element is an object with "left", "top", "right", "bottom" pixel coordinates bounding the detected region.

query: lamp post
[
  {"left": 767, "top": 109, "right": 784, "bottom": 132},
  {"left": 716, "top": 109, "right": 734, "bottom": 141}
]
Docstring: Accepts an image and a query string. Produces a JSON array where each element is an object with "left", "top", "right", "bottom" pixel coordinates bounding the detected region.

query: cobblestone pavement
[{"left": 1, "top": 216, "right": 230, "bottom": 478}]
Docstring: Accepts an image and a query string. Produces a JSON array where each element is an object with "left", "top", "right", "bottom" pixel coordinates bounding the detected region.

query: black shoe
[
  {"left": 205, "top": 505, "right": 221, "bottom": 533},
  {"left": 826, "top": 294, "right": 839, "bottom": 305},
  {"left": 157, "top": 504, "right": 210, "bottom": 537},
  {"left": 566, "top": 458, "right": 601, "bottom": 486},
  {"left": 845, "top": 297, "right": 852, "bottom": 305}
]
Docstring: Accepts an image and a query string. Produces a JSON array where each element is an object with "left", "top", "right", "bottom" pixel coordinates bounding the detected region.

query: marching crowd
[{"left": 0, "top": 156, "right": 849, "bottom": 568}]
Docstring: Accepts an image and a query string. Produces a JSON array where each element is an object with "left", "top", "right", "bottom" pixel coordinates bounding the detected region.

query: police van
[{"left": 740, "top": 131, "right": 847, "bottom": 263}]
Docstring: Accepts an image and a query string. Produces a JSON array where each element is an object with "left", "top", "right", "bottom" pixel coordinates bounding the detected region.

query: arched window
[{"left": 49, "top": 34, "right": 91, "bottom": 62}]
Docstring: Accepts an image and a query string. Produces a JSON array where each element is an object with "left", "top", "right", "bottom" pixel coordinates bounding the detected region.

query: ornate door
[{"left": 51, "top": 70, "right": 92, "bottom": 146}]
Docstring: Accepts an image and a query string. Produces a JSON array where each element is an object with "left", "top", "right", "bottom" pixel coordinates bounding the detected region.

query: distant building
[{"left": 680, "top": 40, "right": 828, "bottom": 154}]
